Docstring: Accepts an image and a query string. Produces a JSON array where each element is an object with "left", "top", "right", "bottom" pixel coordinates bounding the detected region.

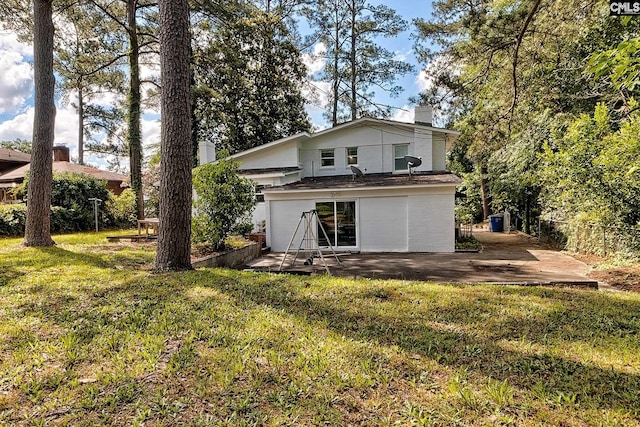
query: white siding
[
  {"left": 237, "top": 140, "right": 299, "bottom": 170},
  {"left": 299, "top": 125, "right": 415, "bottom": 177},
  {"left": 251, "top": 202, "right": 266, "bottom": 232},
  {"left": 265, "top": 186, "right": 456, "bottom": 253},
  {"left": 267, "top": 199, "right": 315, "bottom": 251},
  {"left": 412, "top": 127, "right": 433, "bottom": 172},
  {"left": 359, "top": 197, "right": 408, "bottom": 252},
  {"left": 432, "top": 133, "right": 446, "bottom": 171},
  {"left": 407, "top": 191, "right": 455, "bottom": 252}
]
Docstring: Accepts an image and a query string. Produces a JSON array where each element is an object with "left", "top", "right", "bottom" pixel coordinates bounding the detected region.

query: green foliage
[
  {"left": 46, "top": 172, "right": 111, "bottom": 231},
  {"left": 142, "top": 155, "right": 160, "bottom": 218},
  {"left": 105, "top": 188, "right": 137, "bottom": 228},
  {"left": 590, "top": 37, "right": 640, "bottom": 95},
  {"left": 55, "top": 1, "right": 127, "bottom": 165},
  {"left": 0, "top": 204, "right": 27, "bottom": 235},
  {"left": 0, "top": 172, "right": 134, "bottom": 236},
  {"left": 0, "top": 138, "right": 32, "bottom": 154},
  {"left": 192, "top": 3, "right": 311, "bottom": 155},
  {"left": 415, "top": 0, "right": 640, "bottom": 246},
  {"left": 540, "top": 103, "right": 640, "bottom": 228},
  {"left": 192, "top": 154, "right": 255, "bottom": 250}
]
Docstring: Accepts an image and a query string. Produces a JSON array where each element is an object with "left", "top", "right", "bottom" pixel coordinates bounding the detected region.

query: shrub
[
  {"left": 192, "top": 153, "right": 255, "bottom": 250},
  {"left": 0, "top": 172, "right": 131, "bottom": 236},
  {"left": 105, "top": 188, "right": 137, "bottom": 228},
  {"left": 0, "top": 205, "right": 27, "bottom": 236}
]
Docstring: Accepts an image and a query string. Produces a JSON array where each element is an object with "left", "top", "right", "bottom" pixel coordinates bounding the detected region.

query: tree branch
[{"left": 508, "top": 0, "right": 543, "bottom": 131}]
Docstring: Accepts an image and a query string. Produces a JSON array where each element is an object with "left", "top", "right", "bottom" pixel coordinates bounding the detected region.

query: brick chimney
[{"left": 53, "top": 145, "right": 70, "bottom": 162}]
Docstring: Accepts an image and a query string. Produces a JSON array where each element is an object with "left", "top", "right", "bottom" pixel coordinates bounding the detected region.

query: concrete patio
[{"left": 245, "top": 228, "right": 598, "bottom": 287}]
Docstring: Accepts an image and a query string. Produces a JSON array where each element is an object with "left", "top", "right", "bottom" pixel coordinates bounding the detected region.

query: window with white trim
[
  {"left": 394, "top": 144, "right": 409, "bottom": 171},
  {"left": 320, "top": 149, "right": 335, "bottom": 167},
  {"left": 346, "top": 147, "right": 358, "bottom": 165},
  {"left": 316, "top": 200, "right": 357, "bottom": 247}
]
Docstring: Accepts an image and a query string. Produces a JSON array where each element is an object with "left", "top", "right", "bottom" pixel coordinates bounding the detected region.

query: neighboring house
[
  {"left": 0, "top": 147, "right": 31, "bottom": 174},
  {"left": 201, "top": 106, "right": 461, "bottom": 253},
  {"left": 0, "top": 148, "right": 31, "bottom": 202},
  {"left": 0, "top": 146, "right": 128, "bottom": 199}
]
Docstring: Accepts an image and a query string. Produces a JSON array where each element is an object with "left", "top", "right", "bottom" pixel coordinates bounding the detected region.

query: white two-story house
[{"left": 200, "top": 105, "right": 461, "bottom": 253}]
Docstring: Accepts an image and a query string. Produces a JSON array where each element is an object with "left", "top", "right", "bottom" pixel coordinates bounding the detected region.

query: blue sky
[
  {"left": 300, "top": 0, "right": 436, "bottom": 127},
  {"left": 0, "top": 1, "right": 435, "bottom": 166}
]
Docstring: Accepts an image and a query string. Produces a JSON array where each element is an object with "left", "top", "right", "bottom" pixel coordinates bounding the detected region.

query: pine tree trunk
[
  {"left": 127, "top": 0, "right": 144, "bottom": 220},
  {"left": 349, "top": 0, "right": 357, "bottom": 121},
  {"left": 78, "top": 83, "right": 84, "bottom": 164},
  {"left": 24, "top": 0, "right": 55, "bottom": 247},
  {"left": 331, "top": 5, "right": 340, "bottom": 126},
  {"left": 155, "top": 0, "right": 193, "bottom": 271}
]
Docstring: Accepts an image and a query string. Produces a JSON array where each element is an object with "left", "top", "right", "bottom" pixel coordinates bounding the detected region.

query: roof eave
[
  {"left": 229, "top": 132, "right": 312, "bottom": 160},
  {"left": 262, "top": 182, "right": 461, "bottom": 194}
]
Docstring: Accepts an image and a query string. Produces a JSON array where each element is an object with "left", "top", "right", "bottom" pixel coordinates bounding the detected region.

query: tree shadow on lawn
[
  {"left": 6, "top": 264, "right": 640, "bottom": 419},
  {"left": 4, "top": 246, "right": 110, "bottom": 270},
  {"left": 207, "top": 272, "right": 640, "bottom": 415}
]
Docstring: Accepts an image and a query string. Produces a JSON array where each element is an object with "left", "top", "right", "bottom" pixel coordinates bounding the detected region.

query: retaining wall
[{"left": 192, "top": 242, "right": 261, "bottom": 269}]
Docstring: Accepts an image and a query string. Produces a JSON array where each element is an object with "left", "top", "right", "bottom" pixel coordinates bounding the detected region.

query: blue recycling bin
[{"left": 489, "top": 214, "right": 503, "bottom": 232}]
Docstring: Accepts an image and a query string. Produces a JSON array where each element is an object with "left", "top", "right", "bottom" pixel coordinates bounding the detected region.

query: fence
[{"left": 538, "top": 219, "right": 640, "bottom": 258}]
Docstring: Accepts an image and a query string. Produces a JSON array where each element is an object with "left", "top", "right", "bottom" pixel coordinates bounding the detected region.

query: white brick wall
[
  {"left": 359, "top": 197, "right": 408, "bottom": 252},
  {"left": 407, "top": 191, "right": 455, "bottom": 252},
  {"left": 267, "top": 187, "right": 456, "bottom": 253},
  {"left": 267, "top": 199, "right": 315, "bottom": 251}
]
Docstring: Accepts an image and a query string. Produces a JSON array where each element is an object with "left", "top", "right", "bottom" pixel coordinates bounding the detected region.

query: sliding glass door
[{"left": 316, "top": 201, "right": 357, "bottom": 247}]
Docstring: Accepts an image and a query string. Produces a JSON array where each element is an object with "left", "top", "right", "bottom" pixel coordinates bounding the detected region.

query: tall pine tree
[
  {"left": 305, "top": 0, "right": 413, "bottom": 125},
  {"left": 192, "top": 1, "right": 311, "bottom": 156},
  {"left": 24, "top": 0, "right": 56, "bottom": 247}
]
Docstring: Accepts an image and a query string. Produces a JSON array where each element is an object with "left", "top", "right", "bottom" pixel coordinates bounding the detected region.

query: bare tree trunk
[
  {"left": 78, "top": 83, "right": 84, "bottom": 164},
  {"left": 480, "top": 164, "right": 491, "bottom": 220},
  {"left": 127, "top": 0, "right": 144, "bottom": 220},
  {"left": 525, "top": 189, "right": 531, "bottom": 235},
  {"left": 189, "top": 46, "right": 199, "bottom": 168},
  {"left": 155, "top": 0, "right": 193, "bottom": 271},
  {"left": 331, "top": 4, "right": 339, "bottom": 126},
  {"left": 24, "top": 0, "right": 55, "bottom": 247},
  {"left": 349, "top": 0, "right": 357, "bottom": 121}
]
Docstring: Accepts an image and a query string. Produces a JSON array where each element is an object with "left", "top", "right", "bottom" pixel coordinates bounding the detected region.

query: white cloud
[
  {"left": 302, "top": 79, "right": 331, "bottom": 109},
  {"left": 0, "top": 33, "right": 33, "bottom": 114},
  {"left": 393, "top": 49, "right": 412, "bottom": 62},
  {"left": 390, "top": 105, "right": 414, "bottom": 123},
  {"left": 302, "top": 42, "right": 326, "bottom": 76},
  {"left": 141, "top": 117, "right": 161, "bottom": 150},
  {"left": 0, "top": 32, "right": 31, "bottom": 57},
  {"left": 416, "top": 68, "right": 431, "bottom": 92},
  {"left": 417, "top": 54, "right": 458, "bottom": 93},
  {"left": 0, "top": 104, "right": 80, "bottom": 154},
  {"left": 140, "top": 56, "right": 160, "bottom": 83},
  {"left": 0, "top": 107, "right": 34, "bottom": 140},
  {"left": 54, "top": 107, "right": 81, "bottom": 153},
  {"left": 302, "top": 78, "right": 332, "bottom": 130}
]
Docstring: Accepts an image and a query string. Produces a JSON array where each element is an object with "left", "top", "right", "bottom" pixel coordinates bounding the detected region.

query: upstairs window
[
  {"left": 321, "top": 149, "right": 335, "bottom": 167},
  {"left": 255, "top": 185, "right": 265, "bottom": 203},
  {"left": 346, "top": 147, "right": 358, "bottom": 165},
  {"left": 394, "top": 144, "right": 409, "bottom": 170}
]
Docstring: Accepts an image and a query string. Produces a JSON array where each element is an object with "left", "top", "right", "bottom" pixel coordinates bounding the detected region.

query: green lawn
[{"left": 1, "top": 233, "right": 639, "bottom": 426}]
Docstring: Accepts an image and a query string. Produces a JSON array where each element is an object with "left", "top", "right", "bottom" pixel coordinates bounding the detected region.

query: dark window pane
[
  {"left": 336, "top": 201, "right": 356, "bottom": 246},
  {"left": 315, "top": 202, "right": 335, "bottom": 246}
]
